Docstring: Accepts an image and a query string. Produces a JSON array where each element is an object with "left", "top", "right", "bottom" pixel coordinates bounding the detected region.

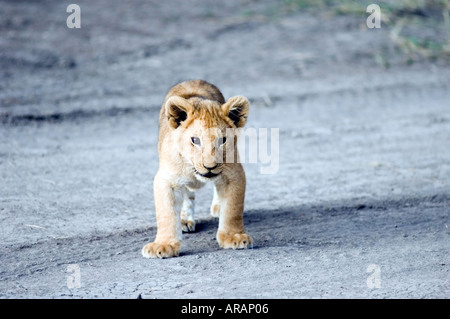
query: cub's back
[{"left": 164, "top": 79, "right": 225, "bottom": 105}]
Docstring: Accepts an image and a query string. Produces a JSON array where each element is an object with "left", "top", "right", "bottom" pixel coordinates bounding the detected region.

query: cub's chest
[{"left": 175, "top": 175, "right": 206, "bottom": 193}]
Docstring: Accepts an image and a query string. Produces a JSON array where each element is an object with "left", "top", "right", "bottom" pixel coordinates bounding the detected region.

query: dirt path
[{"left": 1, "top": 0, "right": 449, "bottom": 298}]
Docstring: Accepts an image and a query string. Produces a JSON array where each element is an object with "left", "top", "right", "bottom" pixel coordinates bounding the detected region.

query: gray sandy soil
[{"left": 0, "top": 0, "right": 449, "bottom": 298}]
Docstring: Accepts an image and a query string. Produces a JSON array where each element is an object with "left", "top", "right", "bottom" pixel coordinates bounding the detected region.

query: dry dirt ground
[{"left": 0, "top": 0, "right": 449, "bottom": 299}]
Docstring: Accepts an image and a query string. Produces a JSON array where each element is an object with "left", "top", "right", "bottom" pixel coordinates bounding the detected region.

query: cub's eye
[
  {"left": 191, "top": 137, "right": 201, "bottom": 145},
  {"left": 218, "top": 137, "right": 227, "bottom": 146}
]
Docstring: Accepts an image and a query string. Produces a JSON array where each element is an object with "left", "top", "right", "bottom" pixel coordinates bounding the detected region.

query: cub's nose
[{"left": 203, "top": 163, "right": 218, "bottom": 170}]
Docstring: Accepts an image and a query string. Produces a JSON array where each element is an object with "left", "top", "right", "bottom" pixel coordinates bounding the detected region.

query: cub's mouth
[{"left": 194, "top": 169, "right": 221, "bottom": 179}]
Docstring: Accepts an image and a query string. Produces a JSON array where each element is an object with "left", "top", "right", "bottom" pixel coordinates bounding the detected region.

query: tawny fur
[{"left": 142, "top": 80, "right": 253, "bottom": 258}]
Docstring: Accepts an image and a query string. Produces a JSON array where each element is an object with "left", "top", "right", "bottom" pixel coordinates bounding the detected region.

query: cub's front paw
[
  {"left": 217, "top": 231, "right": 253, "bottom": 249},
  {"left": 141, "top": 241, "right": 180, "bottom": 259}
]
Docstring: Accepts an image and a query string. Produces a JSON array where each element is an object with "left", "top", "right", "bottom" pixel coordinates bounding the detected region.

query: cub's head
[{"left": 165, "top": 95, "right": 249, "bottom": 181}]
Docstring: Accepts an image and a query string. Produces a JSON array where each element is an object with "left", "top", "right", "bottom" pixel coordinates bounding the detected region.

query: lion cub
[{"left": 142, "top": 80, "right": 253, "bottom": 258}]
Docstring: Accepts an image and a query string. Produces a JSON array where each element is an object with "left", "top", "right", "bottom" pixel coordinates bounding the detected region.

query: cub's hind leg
[
  {"left": 181, "top": 188, "right": 196, "bottom": 232},
  {"left": 210, "top": 185, "right": 221, "bottom": 218}
]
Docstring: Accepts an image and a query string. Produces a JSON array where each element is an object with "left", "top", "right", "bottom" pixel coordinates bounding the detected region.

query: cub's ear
[
  {"left": 165, "top": 96, "right": 193, "bottom": 129},
  {"left": 222, "top": 95, "right": 249, "bottom": 128}
]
